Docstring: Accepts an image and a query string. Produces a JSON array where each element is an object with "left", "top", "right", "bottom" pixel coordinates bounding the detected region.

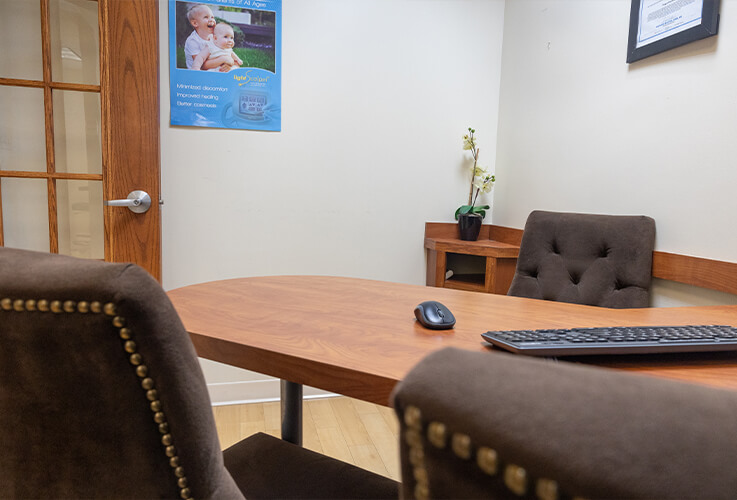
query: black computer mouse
[{"left": 414, "top": 301, "right": 456, "bottom": 330}]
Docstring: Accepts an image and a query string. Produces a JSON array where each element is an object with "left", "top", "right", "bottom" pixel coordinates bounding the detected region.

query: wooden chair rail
[{"left": 425, "top": 223, "right": 737, "bottom": 296}]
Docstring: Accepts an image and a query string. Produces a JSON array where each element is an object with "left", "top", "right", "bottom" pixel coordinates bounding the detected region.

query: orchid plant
[{"left": 455, "top": 127, "right": 495, "bottom": 220}]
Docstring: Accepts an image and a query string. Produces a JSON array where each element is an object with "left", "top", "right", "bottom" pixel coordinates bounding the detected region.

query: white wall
[
  {"left": 493, "top": 0, "right": 737, "bottom": 308},
  {"left": 158, "top": 0, "right": 507, "bottom": 402}
]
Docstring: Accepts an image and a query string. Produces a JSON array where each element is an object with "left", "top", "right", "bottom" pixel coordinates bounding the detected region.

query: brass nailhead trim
[
  {"left": 536, "top": 478, "right": 559, "bottom": 500},
  {"left": 1, "top": 295, "right": 193, "bottom": 500},
  {"left": 477, "top": 446, "right": 499, "bottom": 475},
  {"left": 398, "top": 407, "right": 576, "bottom": 500},
  {"left": 404, "top": 405, "right": 422, "bottom": 430},
  {"left": 402, "top": 407, "right": 430, "bottom": 500},
  {"left": 103, "top": 302, "right": 116, "bottom": 316},
  {"left": 414, "top": 482, "right": 429, "bottom": 500},
  {"left": 408, "top": 446, "right": 424, "bottom": 466},
  {"left": 413, "top": 466, "right": 428, "bottom": 484},
  {"left": 451, "top": 433, "right": 472, "bottom": 460},
  {"left": 404, "top": 428, "right": 422, "bottom": 448},
  {"left": 427, "top": 421, "right": 447, "bottom": 449},
  {"left": 504, "top": 464, "right": 528, "bottom": 496}
]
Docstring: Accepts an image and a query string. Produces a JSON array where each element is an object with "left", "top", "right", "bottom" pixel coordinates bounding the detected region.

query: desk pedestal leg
[{"left": 280, "top": 380, "right": 303, "bottom": 445}]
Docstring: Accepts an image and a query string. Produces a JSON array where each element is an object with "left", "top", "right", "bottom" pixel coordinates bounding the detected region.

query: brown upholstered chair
[
  {"left": 392, "top": 347, "right": 737, "bottom": 499},
  {"left": 0, "top": 247, "right": 398, "bottom": 499},
  {"left": 507, "top": 211, "right": 656, "bottom": 308}
]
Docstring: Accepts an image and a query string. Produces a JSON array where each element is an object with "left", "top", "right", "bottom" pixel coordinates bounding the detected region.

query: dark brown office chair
[
  {"left": 392, "top": 347, "right": 737, "bottom": 499},
  {"left": 0, "top": 247, "right": 397, "bottom": 499},
  {"left": 507, "top": 210, "right": 656, "bottom": 308}
]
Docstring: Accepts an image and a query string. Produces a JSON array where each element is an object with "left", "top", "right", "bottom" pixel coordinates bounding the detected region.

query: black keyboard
[{"left": 481, "top": 325, "right": 737, "bottom": 356}]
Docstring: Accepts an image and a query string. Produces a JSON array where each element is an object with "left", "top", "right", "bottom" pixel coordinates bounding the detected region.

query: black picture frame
[{"left": 626, "top": 0, "right": 720, "bottom": 63}]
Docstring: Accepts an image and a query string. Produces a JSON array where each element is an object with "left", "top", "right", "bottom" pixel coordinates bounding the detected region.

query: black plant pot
[{"left": 458, "top": 213, "right": 482, "bottom": 241}]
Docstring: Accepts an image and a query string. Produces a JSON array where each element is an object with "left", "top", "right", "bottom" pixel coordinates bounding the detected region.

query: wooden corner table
[
  {"left": 424, "top": 221, "right": 520, "bottom": 294},
  {"left": 168, "top": 276, "right": 737, "bottom": 445}
]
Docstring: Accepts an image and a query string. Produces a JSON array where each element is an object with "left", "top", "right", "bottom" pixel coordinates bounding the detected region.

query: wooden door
[{"left": 0, "top": 0, "right": 161, "bottom": 280}]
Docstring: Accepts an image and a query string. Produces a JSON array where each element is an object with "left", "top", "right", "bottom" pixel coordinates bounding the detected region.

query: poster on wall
[{"left": 169, "top": 0, "right": 281, "bottom": 131}]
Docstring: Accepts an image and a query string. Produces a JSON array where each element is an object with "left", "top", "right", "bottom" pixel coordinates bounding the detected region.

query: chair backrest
[
  {"left": 392, "top": 347, "right": 737, "bottom": 499},
  {"left": 507, "top": 210, "right": 655, "bottom": 308},
  {"left": 0, "top": 247, "right": 243, "bottom": 499}
]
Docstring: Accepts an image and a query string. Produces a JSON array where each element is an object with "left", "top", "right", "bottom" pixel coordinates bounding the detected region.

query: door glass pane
[
  {"left": 57, "top": 179, "right": 103, "bottom": 259},
  {"left": 0, "top": 0, "right": 43, "bottom": 80},
  {"left": 49, "top": 0, "right": 100, "bottom": 85},
  {"left": 1, "top": 178, "right": 50, "bottom": 252},
  {"left": 53, "top": 89, "right": 101, "bottom": 174},
  {"left": 0, "top": 86, "right": 47, "bottom": 172}
]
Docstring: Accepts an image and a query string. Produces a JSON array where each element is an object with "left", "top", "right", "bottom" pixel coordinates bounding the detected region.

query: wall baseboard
[{"left": 207, "top": 378, "right": 335, "bottom": 406}]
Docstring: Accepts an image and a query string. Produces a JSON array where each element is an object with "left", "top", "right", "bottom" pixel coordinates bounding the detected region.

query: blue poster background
[{"left": 169, "top": 0, "right": 281, "bottom": 131}]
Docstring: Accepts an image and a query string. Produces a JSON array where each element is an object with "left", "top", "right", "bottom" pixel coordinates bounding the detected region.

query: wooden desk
[{"left": 169, "top": 276, "right": 737, "bottom": 401}]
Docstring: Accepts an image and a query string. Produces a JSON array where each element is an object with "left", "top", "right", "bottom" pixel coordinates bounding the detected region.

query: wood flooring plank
[
  {"left": 316, "top": 426, "right": 353, "bottom": 463},
  {"left": 350, "top": 397, "right": 382, "bottom": 415},
  {"left": 212, "top": 405, "right": 243, "bottom": 449},
  {"left": 359, "top": 412, "right": 400, "bottom": 480},
  {"left": 306, "top": 398, "right": 339, "bottom": 429},
  {"left": 240, "top": 401, "right": 265, "bottom": 424},
  {"left": 302, "top": 402, "right": 324, "bottom": 453},
  {"left": 378, "top": 405, "right": 399, "bottom": 436},
  {"left": 349, "top": 443, "right": 390, "bottom": 477},
  {"left": 263, "top": 401, "right": 281, "bottom": 432},
  {"left": 240, "top": 420, "right": 268, "bottom": 440},
  {"left": 330, "top": 397, "right": 372, "bottom": 446}
]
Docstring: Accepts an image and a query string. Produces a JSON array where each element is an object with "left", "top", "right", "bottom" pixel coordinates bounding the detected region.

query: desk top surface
[{"left": 168, "top": 276, "right": 737, "bottom": 405}]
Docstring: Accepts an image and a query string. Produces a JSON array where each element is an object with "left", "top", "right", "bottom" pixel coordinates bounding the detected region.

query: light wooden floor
[{"left": 212, "top": 396, "right": 401, "bottom": 480}]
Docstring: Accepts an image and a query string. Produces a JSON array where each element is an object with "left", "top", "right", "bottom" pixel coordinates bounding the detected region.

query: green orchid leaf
[
  {"left": 455, "top": 205, "right": 473, "bottom": 220},
  {"left": 471, "top": 205, "right": 489, "bottom": 219}
]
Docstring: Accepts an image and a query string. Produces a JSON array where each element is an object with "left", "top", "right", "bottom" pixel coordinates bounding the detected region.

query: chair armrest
[{"left": 391, "top": 347, "right": 737, "bottom": 499}]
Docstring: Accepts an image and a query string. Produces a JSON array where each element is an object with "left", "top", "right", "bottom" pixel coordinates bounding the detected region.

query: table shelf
[{"left": 424, "top": 223, "right": 520, "bottom": 295}]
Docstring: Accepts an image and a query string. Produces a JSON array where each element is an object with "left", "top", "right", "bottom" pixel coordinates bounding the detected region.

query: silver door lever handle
[{"left": 105, "top": 190, "right": 151, "bottom": 214}]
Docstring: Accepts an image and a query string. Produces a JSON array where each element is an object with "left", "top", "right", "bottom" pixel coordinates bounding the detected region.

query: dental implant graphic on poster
[{"left": 169, "top": 0, "right": 281, "bottom": 131}]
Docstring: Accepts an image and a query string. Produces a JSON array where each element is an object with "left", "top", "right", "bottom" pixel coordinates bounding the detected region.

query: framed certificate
[{"left": 626, "top": 0, "right": 720, "bottom": 63}]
